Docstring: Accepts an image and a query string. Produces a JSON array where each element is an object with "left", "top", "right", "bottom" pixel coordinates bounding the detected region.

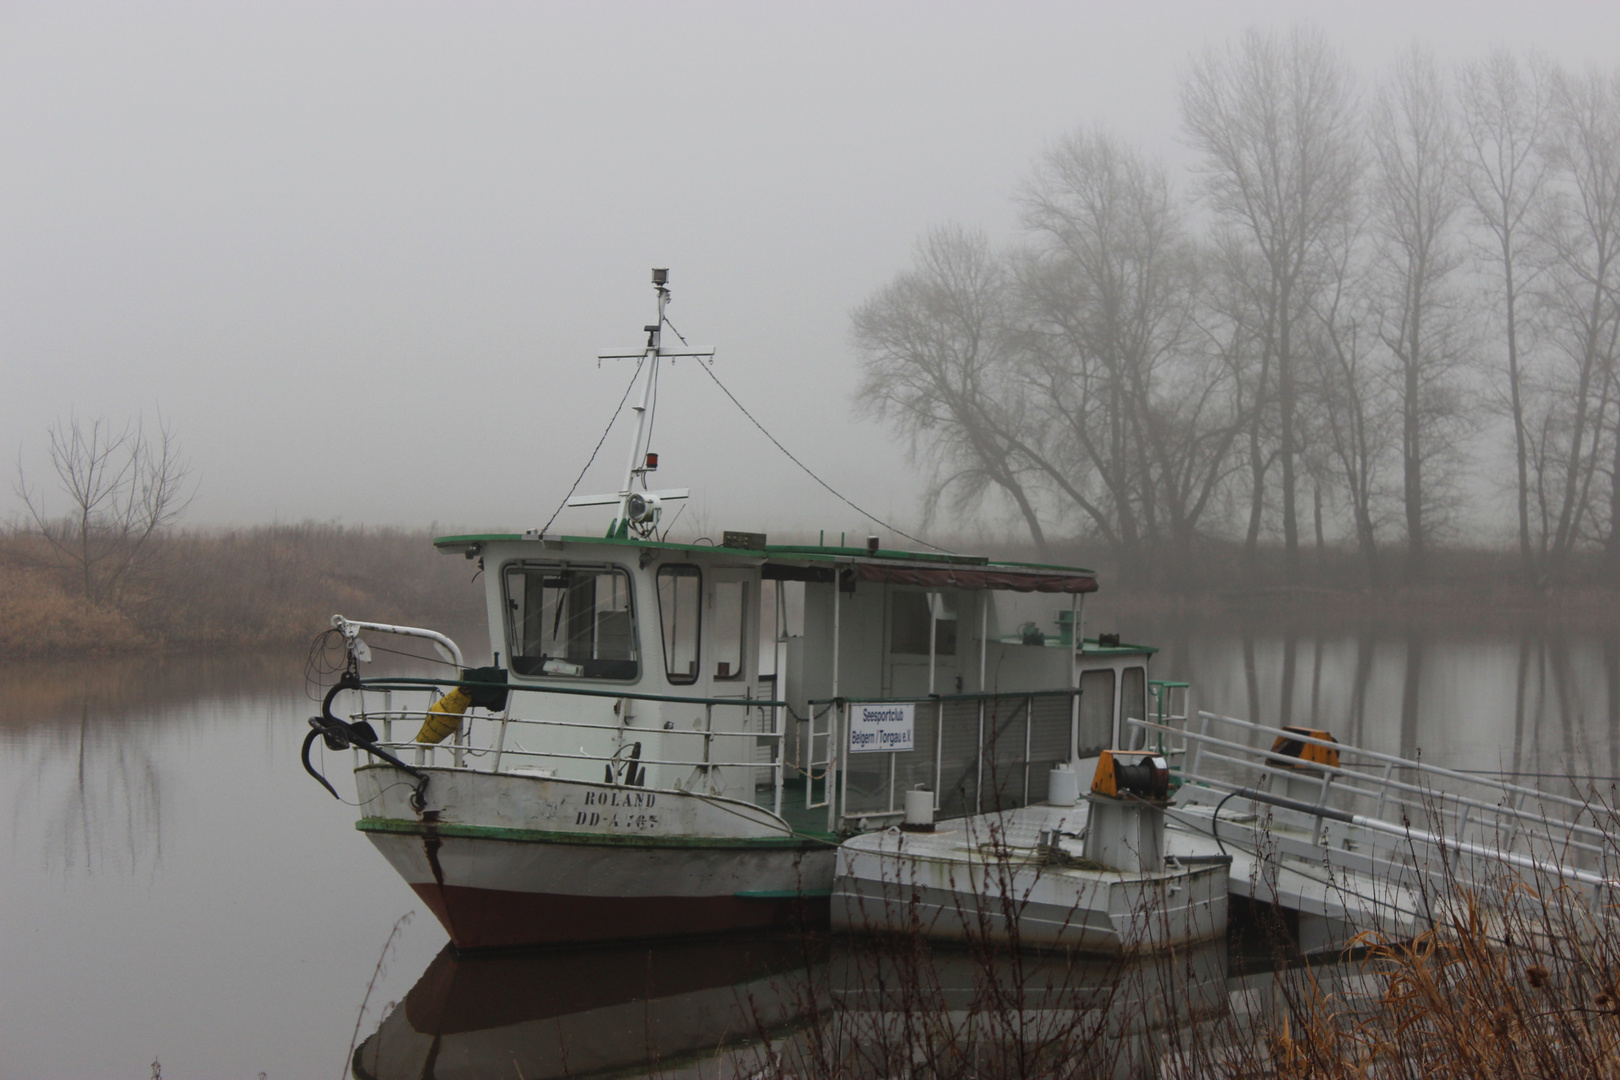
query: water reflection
[
  {"left": 354, "top": 934, "right": 822, "bottom": 1080},
  {"left": 0, "top": 654, "right": 300, "bottom": 878},
  {"left": 354, "top": 934, "right": 1231, "bottom": 1080},
  {"left": 5, "top": 619, "right": 1620, "bottom": 1075},
  {"left": 1118, "top": 614, "right": 1620, "bottom": 793}
]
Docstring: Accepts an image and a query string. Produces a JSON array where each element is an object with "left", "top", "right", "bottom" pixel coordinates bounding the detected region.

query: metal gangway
[{"left": 1131, "top": 710, "right": 1620, "bottom": 930}]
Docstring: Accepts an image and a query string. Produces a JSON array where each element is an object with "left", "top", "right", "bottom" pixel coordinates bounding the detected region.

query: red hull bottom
[{"left": 412, "top": 883, "right": 830, "bottom": 950}]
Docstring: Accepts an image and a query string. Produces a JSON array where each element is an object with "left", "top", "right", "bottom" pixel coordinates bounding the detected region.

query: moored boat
[{"left": 304, "top": 271, "right": 1177, "bottom": 951}]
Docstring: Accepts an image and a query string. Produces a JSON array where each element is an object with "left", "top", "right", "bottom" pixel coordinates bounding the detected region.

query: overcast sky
[{"left": 5, "top": 1, "right": 1619, "bottom": 543}]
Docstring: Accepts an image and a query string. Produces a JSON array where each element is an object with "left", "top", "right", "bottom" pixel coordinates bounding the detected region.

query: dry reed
[{"left": 0, "top": 523, "right": 484, "bottom": 657}]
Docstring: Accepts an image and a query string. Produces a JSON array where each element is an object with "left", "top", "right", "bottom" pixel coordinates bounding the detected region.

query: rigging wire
[
  {"left": 363, "top": 641, "right": 460, "bottom": 669},
  {"left": 690, "top": 355, "right": 954, "bottom": 554},
  {"left": 537, "top": 355, "right": 647, "bottom": 537}
]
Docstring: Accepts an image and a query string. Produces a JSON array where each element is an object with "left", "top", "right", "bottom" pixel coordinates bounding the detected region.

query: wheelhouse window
[
  {"left": 1077, "top": 668, "right": 1115, "bottom": 756},
  {"left": 505, "top": 563, "right": 638, "bottom": 680},
  {"left": 1121, "top": 666, "right": 1147, "bottom": 750},
  {"left": 889, "top": 591, "right": 957, "bottom": 656},
  {"left": 657, "top": 564, "right": 702, "bottom": 685},
  {"left": 712, "top": 579, "right": 746, "bottom": 680}
]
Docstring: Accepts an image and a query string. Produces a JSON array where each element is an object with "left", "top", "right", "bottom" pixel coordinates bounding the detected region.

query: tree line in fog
[{"left": 854, "top": 29, "right": 1620, "bottom": 590}]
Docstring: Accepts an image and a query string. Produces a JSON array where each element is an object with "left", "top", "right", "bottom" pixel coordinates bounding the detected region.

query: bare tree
[
  {"left": 1530, "top": 64, "right": 1620, "bottom": 579},
  {"left": 1181, "top": 26, "right": 1362, "bottom": 582},
  {"left": 1308, "top": 219, "right": 1398, "bottom": 584},
  {"left": 16, "top": 414, "right": 196, "bottom": 603},
  {"left": 1367, "top": 47, "right": 1468, "bottom": 581},
  {"left": 852, "top": 226, "right": 1051, "bottom": 553},
  {"left": 1459, "top": 50, "right": 1554, "bottom": 582},
  {"left": 1014, "top": 129, "right": 1238, "bottom": 583}
]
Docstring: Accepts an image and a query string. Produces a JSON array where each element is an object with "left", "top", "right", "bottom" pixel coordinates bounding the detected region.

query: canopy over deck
[{"left": 849, "top": 562, "right": 1096, "bottom": 593}]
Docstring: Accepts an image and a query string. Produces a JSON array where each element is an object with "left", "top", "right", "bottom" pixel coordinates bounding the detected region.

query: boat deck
[{"left": 832, "top": 802, "right": 1229, "bottom": 953}]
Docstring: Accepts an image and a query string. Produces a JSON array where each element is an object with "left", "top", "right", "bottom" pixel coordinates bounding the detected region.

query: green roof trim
[
  {"left": 761, "top": 543, "right": 988, "bottom": 565},
  {"left": 432, "top": 533, "right": 1096, "bottom": 577},
  {"left": 434, "top": 532, "right": 523, "bottom": 548}
]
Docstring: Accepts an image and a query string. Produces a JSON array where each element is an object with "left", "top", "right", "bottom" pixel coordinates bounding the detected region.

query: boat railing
[
  {"left": 1141, "top": 680, "right": 1190, "bottom": 764},
  {"left": 808, "top": 688, "right": 1082, "bottom": 833},
  {"left": 341, "top": 676, "right": 789, "bottom": 817},
  {"left": 1130, "top": 710, "right": 1620, "bottom": 897}
]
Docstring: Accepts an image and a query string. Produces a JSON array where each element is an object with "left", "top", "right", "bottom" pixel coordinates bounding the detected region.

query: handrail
[
  {"left": 358, "top": 676, "right": 785, "bottom": 710},
  {"left": 1172, "top": 770, "right": 1613, "bottom": 889},
  {"left": 1136, "top": 717, "right": 1609, "bottom": 837},
  {"left": 333, "top": 615, "right": 465, "bottom": 669},
  {"left": 1135, "top": 711, "right": 1618, "bottom": 899},
  {"left": 363, "top": 743, "right": 763, "bottom": 771},
  {"left": 1173, "top": 740, "right": 1609, "bottom": 855},
  {"left": 808, "top": 686, "right": 1080, "bottom": 707},
  {"left": 366, "top": 710, "right": 780, "bottom": 741},
  {"left": 1184, "top": 710, "right": 1601, "bottom": 817}
]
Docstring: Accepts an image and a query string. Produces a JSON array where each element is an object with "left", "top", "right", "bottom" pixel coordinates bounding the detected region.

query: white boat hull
[{"left": 355, "top": 764, "right": 833, "bottom": 949}]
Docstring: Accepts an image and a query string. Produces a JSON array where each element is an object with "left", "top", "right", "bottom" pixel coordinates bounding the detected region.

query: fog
[{"left": 5, "top": 1, "right": 1619, "bottom": 542}]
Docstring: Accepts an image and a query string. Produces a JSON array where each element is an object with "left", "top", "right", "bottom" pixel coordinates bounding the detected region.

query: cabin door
[
  {"left": 707, "top": 569, "right": 768, "bottom": 796},
  {"left": 884, "top": 588, "right": 960, "bottom": 699}
]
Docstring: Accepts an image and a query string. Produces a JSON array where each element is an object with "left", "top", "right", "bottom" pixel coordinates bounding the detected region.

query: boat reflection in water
[
  {"left": 352, "top": 934, "right": 822, "bottom": 1080},
  {"left": 353, "top": 932, "right": 1230, "bottom": 1080}
]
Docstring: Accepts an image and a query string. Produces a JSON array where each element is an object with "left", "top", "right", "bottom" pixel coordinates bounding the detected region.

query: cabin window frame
[
  {"left": 1077, "top": 667, "right": 1116, "bottom": 757},
  {"left": 501, "top": 560, "right": 640, "bottom": 682},
  {"left": 657, "top": 563, "right": 704, "bottom": 686},
  {"left": 887, "top": 588, "right": 958, "bottom": 657},
  {"left": 710, "top": 576, "right": 749, "bottom": 682},
  {"left": 1121, "top": 665, "right": 1148, "bottom": 750}
]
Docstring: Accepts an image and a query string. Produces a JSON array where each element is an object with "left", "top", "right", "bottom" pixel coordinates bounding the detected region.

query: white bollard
[
  {"left": 902, "top": 787, "right": 935, "bottom": 831},
  {"left": 1048, "top": 763, "right": 1080, "bottom": 806}
]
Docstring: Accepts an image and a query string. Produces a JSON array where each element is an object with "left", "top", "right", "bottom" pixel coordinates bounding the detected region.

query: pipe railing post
[
  {"left": 773, "top": 703, "right": 784, "bottom": 819},
  {"left": 1024, "top": 694, "right": 1034, "bottom": 805}
]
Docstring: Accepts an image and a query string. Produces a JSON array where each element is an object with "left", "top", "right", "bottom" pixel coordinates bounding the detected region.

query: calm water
[{"left": 3, "top": 618, "right": 1618, "bottom": 1078}]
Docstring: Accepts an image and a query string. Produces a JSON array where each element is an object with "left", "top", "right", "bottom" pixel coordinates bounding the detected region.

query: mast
[
  {"left": 610, "top": 273, "right": 668, "bottom": 534},
  {"left": 564, "top": 269, "right": 711, "bottom": 538}
]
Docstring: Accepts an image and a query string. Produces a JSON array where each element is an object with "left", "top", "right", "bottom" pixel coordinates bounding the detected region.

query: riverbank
[
  {"left": 0, "top": 524, "right": 485, "bottom": 658},
  {"left": 4, "top": 525, "right": 1618, "bottom": 659}
]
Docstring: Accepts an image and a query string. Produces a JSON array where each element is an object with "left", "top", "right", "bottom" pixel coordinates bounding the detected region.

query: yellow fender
[{"left": 416, "top": 687, "right": 472, "bottom": 744}]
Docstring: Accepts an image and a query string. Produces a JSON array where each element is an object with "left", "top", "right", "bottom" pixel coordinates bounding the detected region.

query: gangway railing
[{"left": 1130, "top": 710, "right": 1620, "bottom": 903}]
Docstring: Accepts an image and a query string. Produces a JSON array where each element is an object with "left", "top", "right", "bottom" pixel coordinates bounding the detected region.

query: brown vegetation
[
  {"left": 0, "top": 523, "right": 485, "bottom": 658},
  {"left": 745, "top": 853, "right": 1620, "bottom": 1079}
]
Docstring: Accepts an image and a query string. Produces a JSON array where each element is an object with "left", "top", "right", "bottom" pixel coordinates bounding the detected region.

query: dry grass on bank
[
  {"left": 745, "top": 871, "right": 1620, "bottom": 1080},
  {"left": 0, "top": 524, "right": 485, "bottom": 658}
]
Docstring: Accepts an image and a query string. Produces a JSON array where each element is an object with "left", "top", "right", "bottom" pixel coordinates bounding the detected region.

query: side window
[
  {"left": 888, "top": 591, "right": 957, "bottom": 656},
  {"left": 505, "top": 564, "right": 638, "bottom": 680},
  {"left": 712, "top": 580, "right": 746, "bottom": 680},
  {"left": 1121, "top": 666, "right": 1147, "bottom": 750},
  {"left": 1077, "top": 669, "right": 1116, "bottom": 755},
  {"left": 657, "top": 565, "right": 702, "bottom": 685}
]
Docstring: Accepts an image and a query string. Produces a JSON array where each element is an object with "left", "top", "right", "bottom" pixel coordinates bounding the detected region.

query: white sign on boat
[{"left": 848, "top": 703, "right": 914, "bottom": 753}]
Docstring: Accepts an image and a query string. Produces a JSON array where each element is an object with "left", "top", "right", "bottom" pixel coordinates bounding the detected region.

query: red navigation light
[{"left": 645, "top": 452, "right": 659, "bottom": 471}]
